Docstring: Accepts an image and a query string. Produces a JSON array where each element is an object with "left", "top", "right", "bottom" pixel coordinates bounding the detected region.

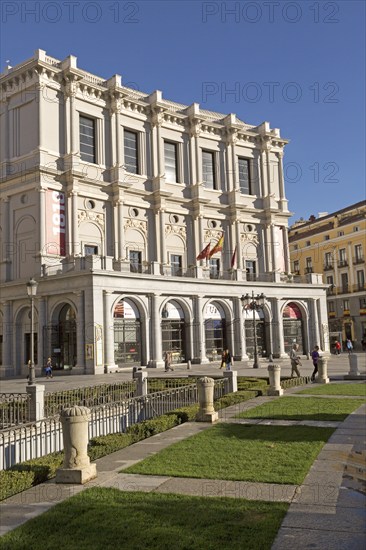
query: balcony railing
[
  {"left": 338, "top": 260, "right": 348, "bottom": 268},
  {"left": 353, "top": 256, "right": 364, "bottom": 265},
  {"left": 305, "top": 267, "right": 313, "bottom": 274},
  {"left": 352, "top": 283, "right": 365, "bottom": 292},
  {"left": 323, "top": 263, "right": 334, "bottom": 271}
]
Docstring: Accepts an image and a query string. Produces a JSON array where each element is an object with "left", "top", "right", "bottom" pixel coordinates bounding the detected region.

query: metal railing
[
  {"left": 0, "top": 378, "right": 228, "bottom": 469},
  {"left": 0, "top": 394, "right": 31, "bottom": 429},
  {"left": 44, "top": 381, "right": 137, "bottom": 417}
]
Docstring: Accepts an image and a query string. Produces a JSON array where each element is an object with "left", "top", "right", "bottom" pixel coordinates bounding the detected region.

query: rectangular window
[
  {"left": 305, "top": 257, "right": 313, "bottom": 273},
  {"left": 355, "top": 244, "right": 363, "bottom": 262},
  {"left": 356, "top": 270, "right": 365, "bottom": 290},
  {"left": 326, "top": 275, "right": 334, "bottom": 286},
  {"left": 360, "top": 298, "right": 366, "bottom": 308},
  {"left": 84, "top": 245, "right": 98, "bottom": 255},
  {"left": 306, "top": 241, "right": 311, "bottom": 247},
  {"left": 325, "top": 252, "right": 333, "bottom": 266},
  {"left": 338, "top": 231, "right": 344, "bottom": 237},
  {"left": 343, "top": 299, "right": 349, "bottom": 311},
  {"left": 209, "top": 258, "right": 220, "bottom": 279},
  {"left": 245, "top": 260, "right": 256, "bottom": 281},
  {"left": 328, "top": 301, "right": 335, "bottom": 312},
  {"left": 339, "top": 248, "right": 347, "bottom": 263},
  {"left": 80, "top": 116, "right": 96, "bottom": 163},
  {"left": 293, "top": 260, "right": 299, "bottom": 273},
  {"left": 164, "top": 141, "right": 178, "bottom": 183},
  {"left": 129, "top": 250, "right": 142, "bottom": 273},
  {"left": 202, "top": 151, "right": 216, "bottom": 189},
  {"left": 324, "top": 235, "right": 330, "bottom": 241},
  {"left": 341, "top": 272, "right": 348, "bottom": 292},
  {"left": 171, "top": 254, "right": 182, "bottom": 276},
  {"left": 238, "top": 158, "right": 251, "bottom": 195},
  {"left": 124, "top": 130, "right": 139, "bottom": 174}
]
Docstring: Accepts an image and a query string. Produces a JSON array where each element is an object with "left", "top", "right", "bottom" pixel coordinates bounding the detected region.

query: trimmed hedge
[{"left": 0, "top": 389, "right": 259, "bottom": 502}]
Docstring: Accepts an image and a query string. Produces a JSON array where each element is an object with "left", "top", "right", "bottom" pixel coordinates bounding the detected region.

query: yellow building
[{"left": 289, "top": 200, "right": 366, "bottom": 350}]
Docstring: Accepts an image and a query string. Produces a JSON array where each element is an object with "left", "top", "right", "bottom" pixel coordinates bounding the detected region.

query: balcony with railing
[
  {"left": 38, "top": 256, "right": 322, "bottom": 285},
  {"left": 353, "top": 256, "right": 365, "bottom": 265},
  {"left": 323, "top": 263, "right": 334, "bottom": 271},
  {"left": 338, "top": 259, "right": 349, "bottom": 268},
  {"left": 352, "top": 283, "right": 365, "bottom": 292}
]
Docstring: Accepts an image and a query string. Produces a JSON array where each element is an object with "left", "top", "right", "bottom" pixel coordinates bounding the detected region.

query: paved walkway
[{"left": 0, "top": 384, "right": 365, "bottom": 549}]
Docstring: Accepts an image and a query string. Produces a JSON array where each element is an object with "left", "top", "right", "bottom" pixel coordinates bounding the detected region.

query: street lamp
[
  {"left": 26, "top": 277, "right": 38, "bottom": 385},
  {"left": 241, "top": 292, "right": 266, "bottom": 369}
]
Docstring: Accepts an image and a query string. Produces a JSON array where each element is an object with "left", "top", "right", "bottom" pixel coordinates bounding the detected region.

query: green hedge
[{"left": 0, "top": 389, "right": 259, "bottom": 502}]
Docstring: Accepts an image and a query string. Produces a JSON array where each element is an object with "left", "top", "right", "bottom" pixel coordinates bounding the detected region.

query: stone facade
[{"left": 0, "top": 49, "right": 329, "bottom": 377}]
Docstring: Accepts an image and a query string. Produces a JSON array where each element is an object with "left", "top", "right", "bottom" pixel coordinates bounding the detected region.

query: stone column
[
  {"left": 1, "top": 301, "right": 13, "bottom": 375},
  {"left": 37, "top": 297, "right": 47, "bottom": 370},
  {"left": 347, "top": 355, "right": 360, "bottom": 378},
  {"left": 133, "top": 369, "right": 148, "bottom": 396},
  {"left": 74, "top": 291, "right": 85, "bottom": 370},
  {"left": 149, "top": 294, "right": 164, "bottom": 368},
  {"left": 223, "top": 370, "right": 238, "bottom": 393},
  {"left": 309, "top": 298, "right": 321, "bottom": 349},
  {"left": 159, "top": 209, "right": 166, "bottom": 265},
  {"left": 26, "top": 384, "right": 45, "bottom": 421},
  {"left": 103, "top": 291, "right": 117, "bottom": 372},
  {"left": 272, "top": 299, "right": 286, "bottom": 357},
  {"left": 56, "top": 405, "right": 97, "bottom": 484},
  {"left": 267, "top": 364, "right": 283, "bottom": 396},
  {"left": 39, "top": 187, "right": 46, "bottom": 257},
  {"left": 282, "top": 224, "right": 291, "bottom": 274},
  {"left": 195, "top": 295, "right": 209, "bottom": 363},
  {"left": 234, "top": 297, "right": 247, "bottom": 360},
  {"left": 270, "top": 223, "right": 278, "bottom": 272},
  {"left": 316, "top": 357, "right": 329, "bottom": 384},
  {"left": 196, "top": 377, "right": 218, "bottom": 423},
  {"left": 235, "top": 219, "right": 242, "bottom": 269}
]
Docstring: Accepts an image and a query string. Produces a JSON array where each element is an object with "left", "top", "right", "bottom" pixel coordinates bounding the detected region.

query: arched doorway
[
  {"left": 204, "top": 302, "right": 227, "bottom": 362},
  {"left": 114, "top": 299, "right": 141, "bottom": 365},
  {"left": 161, "top": 301, "right": 186, "bottom": 363},
  {"left": 243, "top": 308, "right": 266, "bottom": 358},
  {"left": 283, "top": 302, "right": 304, "bottom": 354}
]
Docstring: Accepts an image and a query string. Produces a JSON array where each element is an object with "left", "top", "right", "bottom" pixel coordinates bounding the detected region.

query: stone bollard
[
  {"left": 223, "top": 370, "right": 238, "bottom": 393},
  {"left": 26, "top": 384, "right": 45, "bottom": 421},
  {"left": 187, "top": 360, "right": 192, "bottom": 370},
  {"left": 348, "top": 354, "right": 360, "bottom": 377},
  {"left": 56, "top": 405, "right": 97, "bottom": 484},
  {"left": 196, "top": 377, "right": 218, "bottom": 423},
  {"left": 316, "top": 357, "right": 330, "bottom": 384},
  {"left": 133, "top": 368, "right": 148, "bottom": 396},
  {"left": 267, "top": 365, "right": 283, "bottom": 396}
]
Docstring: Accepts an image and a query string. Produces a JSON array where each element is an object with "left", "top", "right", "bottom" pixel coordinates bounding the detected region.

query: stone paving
[{"left": 0, "top": 379, "right": 365, "bottom": 549}]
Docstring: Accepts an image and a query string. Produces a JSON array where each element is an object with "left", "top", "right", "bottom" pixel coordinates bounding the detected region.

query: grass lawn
[
  {"left": 0, "top": 488, "right": 289, "bottom": 550},
  {"left": 236, "top": 396, "right": 365, "bottom": 421},
  {"left": 297, "top": 383, "right": 366, "bottom": 397},
  {"left": 124, "top": 424, "right": 334, "bottom": 485}
]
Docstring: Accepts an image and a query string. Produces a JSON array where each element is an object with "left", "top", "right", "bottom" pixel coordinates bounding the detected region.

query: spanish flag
[
  {"left": 196, "top": 243, "right": 211, "bottom": 261},
  {"left": 209, "top": 233, "right": 224, "bottom": 258},
  {"left": 230, "top": 246, "right": 237, "bottom": 268}
]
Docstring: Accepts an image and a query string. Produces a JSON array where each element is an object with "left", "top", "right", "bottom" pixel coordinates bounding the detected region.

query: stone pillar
[
  {"left": 133, "top": 368, "right": 148, "bottom": 396},
  {"left": 223, "top": 370, "right": 237, "bottom": 393},
  {"left": 196, "top": 377, "right": 218, "bottom": 423},
  {"left": 39, "top": 187, "right": 46, "bottom": 256},
  {"left": 26, "top": 384, "right": 45, "bottom": 421},
  {"left": 309, "top": 298, "right": 321, "bottom": 349},
  {"left": 74, "top": 291, "right": 85, "bottom": 370},
  {"left": 1, "top": 301, "right": 13, "bottom": 375},
  {"left": 234, "top": 296, "right": 247, "bottom": 360},
  {"left": 56, "top": 405, "right": 97, "bottom": 484},
  {"left": 267, "top": 364, "right": 283, "bottom": 396},
  {"left": 272, "top": 299, "right": 286, "bottom": 357},
  {"left": 104, "top": 291, "right": 117, "bottom": 372},
  {"left": 316, "top": 357, "right": 330, "bottom": 384},
  {"left": 149, "top": 294, "right": 164, "bottom": 367},
  {"left": 195, "top": 295, "right": 209, "bottom": 363},
  {"left": 347, "top": 355, "right": 360, "bottom": 378}
]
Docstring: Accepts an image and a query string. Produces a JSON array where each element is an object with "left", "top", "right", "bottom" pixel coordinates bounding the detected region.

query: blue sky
[{"left": 1, "top": 0, "right": 365, "bottom": 223}]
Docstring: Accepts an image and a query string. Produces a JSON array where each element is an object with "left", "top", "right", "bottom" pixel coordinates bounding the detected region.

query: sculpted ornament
[
  {"left": 78, "top": 210, "right": 105, "bottom": 229},
  {"left": 165, "top": 224, "right": 186, "bottom": 238},
  {"left": 124, "top": 218, "right": 147, "bottom": 233}
]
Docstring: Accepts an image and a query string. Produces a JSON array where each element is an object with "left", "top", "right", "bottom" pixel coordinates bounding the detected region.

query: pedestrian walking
[
  {"left": 164, "top": 351, "right": 174, "bottom": 372},
  {"left": 311, "top": 345, "right": 320, "bottom": 382},
  {"left": 45, "top": 357, "right": 53, "bottom": 379},
  {"left": 290, "top": 343, "right": 301, "bottom": 377},
  {"left": 219, "top": 350, "right": 226, "bottom": 369},
  {"left": 346, "top": 339, "right": 353, "bottom": 354},
  {"left": 334, "top": 340, "right": 341, "bottom": 355},
  {"left": 225, "top": 348, "right": 233, "bottom": 371}
]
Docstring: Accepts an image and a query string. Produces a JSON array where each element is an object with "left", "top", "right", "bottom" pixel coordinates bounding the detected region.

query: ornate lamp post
[
  {"left": 241, "top": 292, "right": 266, "bottom": 369},
  {"left": 26, "top": 277, "right": 38, "bottom": 385}
]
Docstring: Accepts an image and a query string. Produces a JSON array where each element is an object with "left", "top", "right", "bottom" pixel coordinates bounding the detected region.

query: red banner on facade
[{"left": 45, "top": 190, "right": 66, "bottom": 256}]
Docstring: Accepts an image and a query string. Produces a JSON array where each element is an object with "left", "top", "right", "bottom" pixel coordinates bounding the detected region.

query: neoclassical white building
[{"left": 0, "top": 49, "right": 330, "bottom": 376}]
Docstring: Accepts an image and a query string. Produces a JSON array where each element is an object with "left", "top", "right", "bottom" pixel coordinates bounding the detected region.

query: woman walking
[{"left": 290, "top": 343, "right": 301, "bottom": 378}]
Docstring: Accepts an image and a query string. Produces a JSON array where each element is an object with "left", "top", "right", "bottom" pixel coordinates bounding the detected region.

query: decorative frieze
[{"left": 78, "top": 210, "right": 105, "bottom": 229}]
